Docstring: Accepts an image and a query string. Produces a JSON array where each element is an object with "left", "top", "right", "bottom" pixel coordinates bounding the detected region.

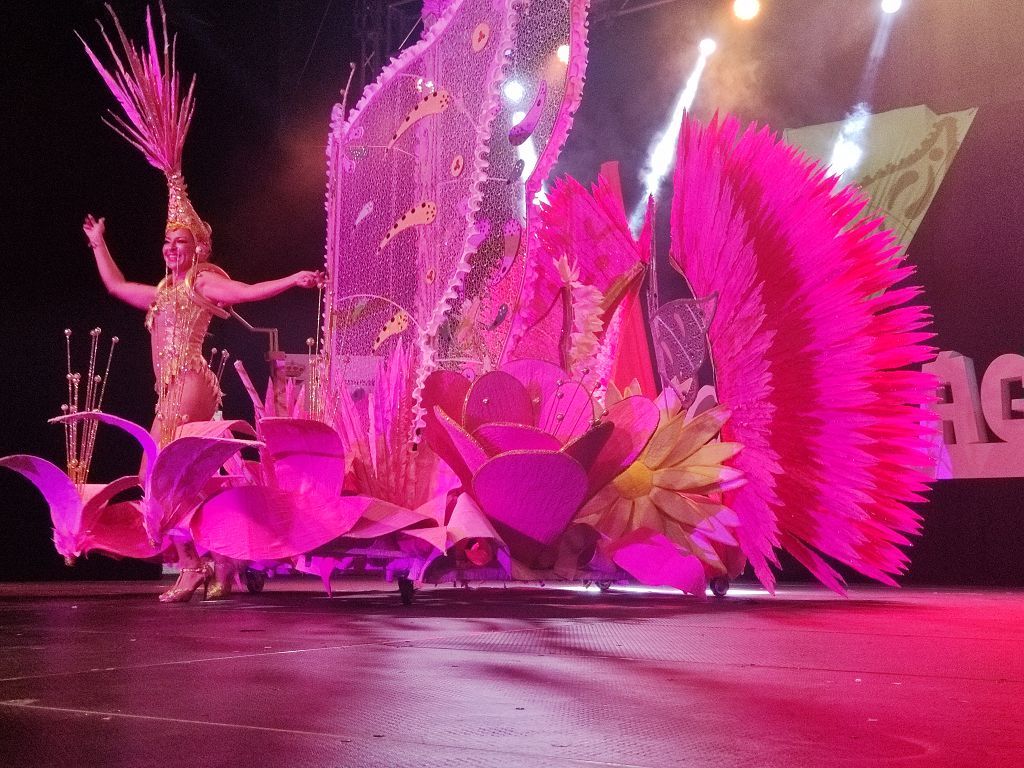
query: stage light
[
  {"left": 828, "top": 102, "right": 870, "bottom": 181},
  {"left": 880, "top": 0, "right": 902, "bottom": 12},
  {"left": 556, "top": 43, "right": 570, "bottom": 64},
  {"left": 733, "top": 0, "right": 761, "bottom": 21},
  {"left": 631, "top": 38, "right": 716, "bottom": 227},
  {"left": 503, "top": 80, "right": 525, "bottom": 103}
]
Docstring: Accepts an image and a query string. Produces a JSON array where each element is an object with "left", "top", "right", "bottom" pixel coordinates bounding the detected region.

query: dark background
[{"left": 2, "top": 0, "right": 1021, "bottom": 584}]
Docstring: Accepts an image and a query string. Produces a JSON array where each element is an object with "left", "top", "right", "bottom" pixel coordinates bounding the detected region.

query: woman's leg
[{"left": 154, "top": 371, "right": 220, "bottom": 601}]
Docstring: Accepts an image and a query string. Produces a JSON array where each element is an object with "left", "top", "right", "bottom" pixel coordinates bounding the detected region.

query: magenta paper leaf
[{"left": 473, "top": 450, "right": 587, "bottom": 551}]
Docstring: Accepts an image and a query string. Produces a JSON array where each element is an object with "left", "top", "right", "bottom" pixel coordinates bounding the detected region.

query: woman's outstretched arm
[
  {"left": 83, "top": 215, "right": 157, "bottom": 310},
  {"left": 194, "top": 269, "right": 323, "bottom": 306}
]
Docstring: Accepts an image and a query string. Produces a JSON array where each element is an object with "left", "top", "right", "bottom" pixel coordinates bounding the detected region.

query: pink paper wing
[
  {"left": 50, "top": 411, "right": 157, "bottom": 472},
  {"left": 146, "top": 437, "right": 256, "bottom": 540},
  {"left": 192, "top": 487, "right": 373, "bottom": 560},
  {"left": 0, "top": 455, "right": 83, "bottom": 558},
  {"left": 472, "top": 450, "right": 587, "bottom": 556}
]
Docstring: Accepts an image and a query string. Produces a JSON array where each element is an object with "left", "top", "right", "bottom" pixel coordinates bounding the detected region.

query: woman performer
[{"left": 80, "top": 6, "right": 320, "bottom": 602}]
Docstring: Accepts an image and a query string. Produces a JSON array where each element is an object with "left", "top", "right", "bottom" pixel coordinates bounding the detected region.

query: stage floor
[{"left": 0, "top": 579, "right": 1020, "bottom": 767}]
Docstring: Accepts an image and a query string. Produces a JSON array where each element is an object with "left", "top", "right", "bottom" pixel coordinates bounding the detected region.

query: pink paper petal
[
  {"left": 344, "top": 498, "right": 437, "bottom": 540},
  {"left": 446, "top": 492, "right": 502, "bottom": 547},
  {"left": 567, "top": 395, "right": 660, "bottom": 501},
  {"left": 175, "top": 419, "right": 256, "bottom": 439},
  {"left": 84, "top": 500, "right": 164, "bottom": 560},
  {"left": 426, "top": 406, "right": 489, "bottom": 489},
  {"left": 422, "top": 370, "right": 471, "bottom": 423},
  {"left": 464, "top": 370, "right": 535, "bottom": 431},
  {"left": 500, "top": 359, "right": 595, "bottom": 439},
  {"left": 472, "top": 451, "right": 588, "bottom": 560},
  {"left": 259, "top": 417, "right": 345, "bottom": 497},
  {"left": 605, "top": 527, "right": 708, "bottom": 595},
  {"left": 472, "top": 423, "right": 563, "bottom": 454},
  {"left": 192, "top": 487, "right": 375, "bottom": 560},
  {"left": 80, "top": 475, "right": 141, "bottom": 532}
]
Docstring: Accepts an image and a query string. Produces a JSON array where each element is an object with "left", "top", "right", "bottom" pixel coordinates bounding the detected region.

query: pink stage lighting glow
[{"left": 733, "top": 0, "right": 761, "bottom": 21}]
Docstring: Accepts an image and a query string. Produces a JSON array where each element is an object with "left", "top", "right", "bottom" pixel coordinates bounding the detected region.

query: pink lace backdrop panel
[
  {"left": 324, "top": 0, "right": 517, "bottom": 404},
  {"left": 439, "top": 0, "right": 591, "bottom": 376}
]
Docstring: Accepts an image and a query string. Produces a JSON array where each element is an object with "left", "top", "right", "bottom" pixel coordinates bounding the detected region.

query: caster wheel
[
  {"left": 398, "top": 575, "right": 415, "bottom": 606},
  {"left": 596, "top": 580, "right": 612, "bottom": 593},
  {"left": 245, "top": 569, "right": 266, "bottom": 594},
  {"left": 709, "top": 576, "right": 729, "bottom": 598}
]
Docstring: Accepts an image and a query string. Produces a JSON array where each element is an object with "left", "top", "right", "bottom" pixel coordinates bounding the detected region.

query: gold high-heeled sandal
[
  {"left": 158, "top": 562, "right": 212, "bottom": 603},
  {"left": 204, "top": 563, "right": 234, "bottom": 601}
]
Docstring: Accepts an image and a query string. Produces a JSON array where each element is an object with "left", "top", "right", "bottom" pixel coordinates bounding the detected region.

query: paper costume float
[{"left": 3, "top": 1, "right": 936, "bottom": 598}]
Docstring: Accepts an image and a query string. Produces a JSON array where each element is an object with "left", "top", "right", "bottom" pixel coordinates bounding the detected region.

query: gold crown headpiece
[{"left": 79, "top": 3, "right": 212, "bottom": 252}]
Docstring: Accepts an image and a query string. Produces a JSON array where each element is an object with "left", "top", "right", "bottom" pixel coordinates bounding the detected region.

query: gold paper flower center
[{"left": 613, "top": 461, "right": 653, "bottom": 499}]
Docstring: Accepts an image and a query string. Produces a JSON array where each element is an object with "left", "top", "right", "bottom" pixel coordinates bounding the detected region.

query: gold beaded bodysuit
[{"left": 145, "top": 262, "right": 231, "bottom": 445}]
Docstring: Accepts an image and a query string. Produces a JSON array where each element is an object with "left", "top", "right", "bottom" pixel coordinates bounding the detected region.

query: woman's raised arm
[{"left": 83, "top": 215, "right": 157, "bottom": 310}]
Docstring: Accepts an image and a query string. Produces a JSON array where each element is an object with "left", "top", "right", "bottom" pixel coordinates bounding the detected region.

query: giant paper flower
[
  {"left": 421, "top": 359, "right": 660, "bottom": 567},
  {"left": 576, "top": 385, "right": 745, "bottom": 593}
]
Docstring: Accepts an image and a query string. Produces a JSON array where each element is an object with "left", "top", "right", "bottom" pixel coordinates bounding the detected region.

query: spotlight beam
[{"left": 631, "top": 40, "right": 715, "bottom": 228}]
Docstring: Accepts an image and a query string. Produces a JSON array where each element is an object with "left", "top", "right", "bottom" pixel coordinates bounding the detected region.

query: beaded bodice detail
[{"left": 145, "top": 262, "right": 229, "bottom": 444}]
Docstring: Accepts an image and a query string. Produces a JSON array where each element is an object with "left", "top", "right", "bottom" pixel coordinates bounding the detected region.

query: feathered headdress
[{"left": 79, "top": 3, "right": 211, "bottom": 251}]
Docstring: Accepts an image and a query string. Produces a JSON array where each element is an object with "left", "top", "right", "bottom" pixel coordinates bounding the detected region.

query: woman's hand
[
  {"left": 293, "top": 270, "right": 325, "bottom": 289},
  {"left": 83, "top": 214, "right": 106, "bottom": 248}
]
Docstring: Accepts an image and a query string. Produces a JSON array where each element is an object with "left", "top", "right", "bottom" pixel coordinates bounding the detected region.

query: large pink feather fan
[{"left": 670, "top": 114, "right": 937, "bottom": 593}]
